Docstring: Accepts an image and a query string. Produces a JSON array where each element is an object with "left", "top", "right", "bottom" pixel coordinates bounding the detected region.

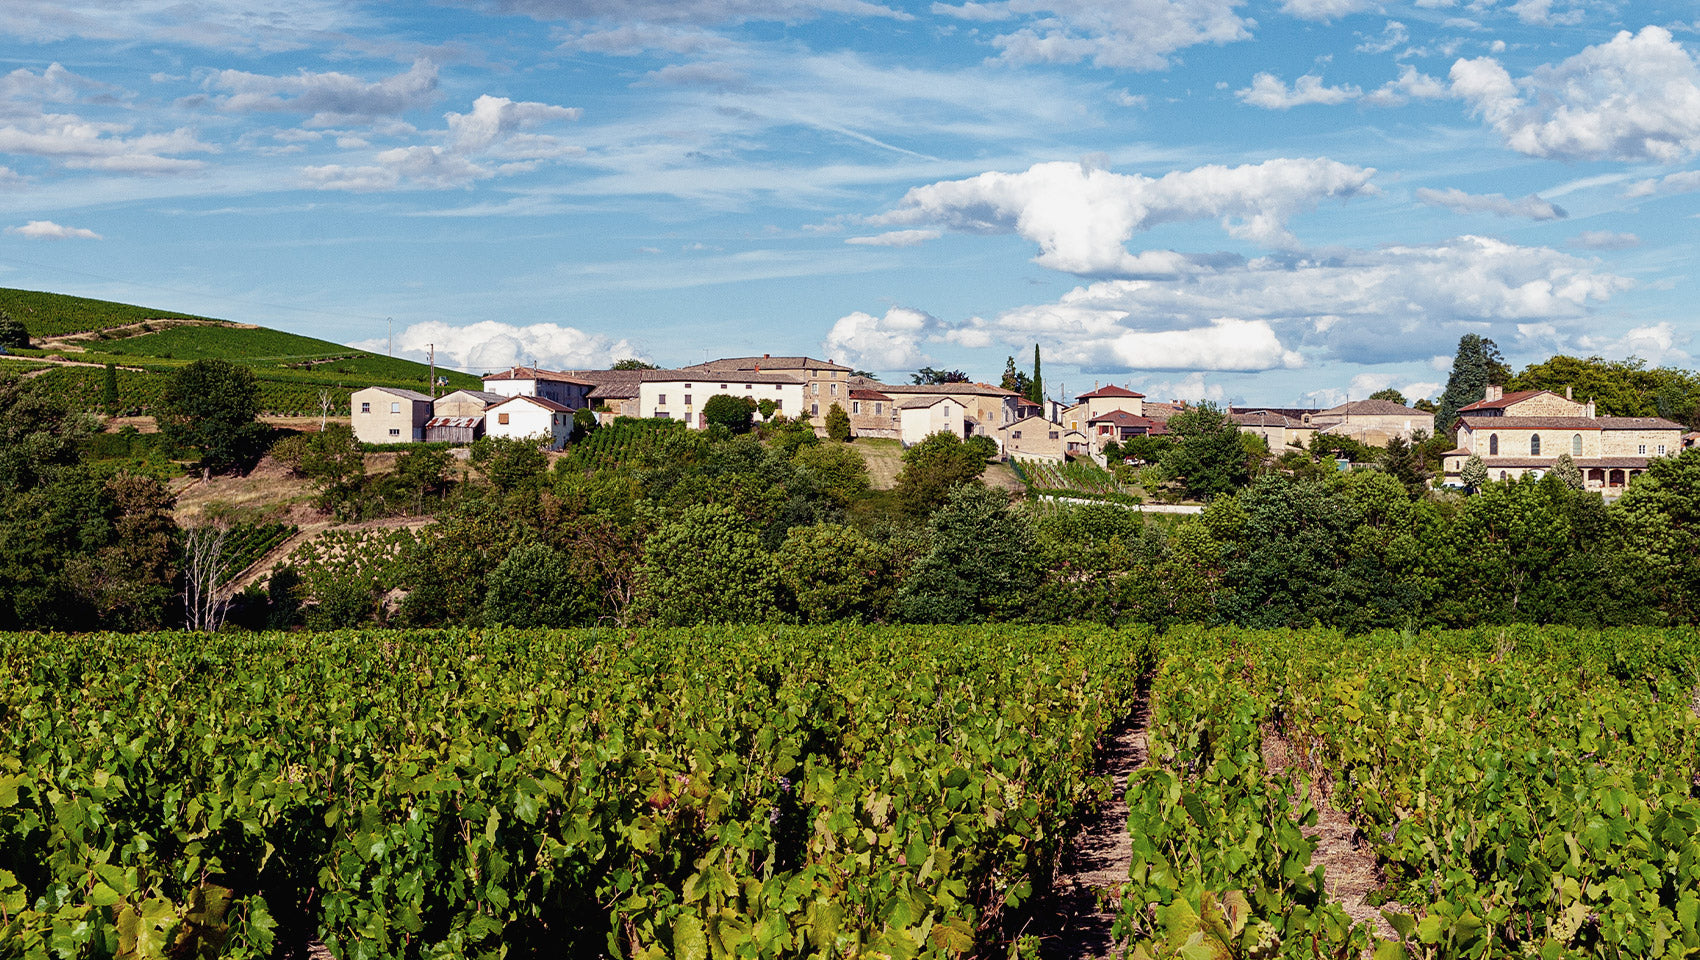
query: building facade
[
  {"left": 351, "top": 386, "right": 432, "bottom": 444},
  {"left": 1440, "top": 387, "right": 1683, "bottom": 491},
  {"left": 484, "top": 395, "right": 573, "bottom": 450}
]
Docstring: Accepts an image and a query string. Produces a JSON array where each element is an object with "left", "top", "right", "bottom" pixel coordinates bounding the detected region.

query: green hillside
[{"left": 0, "top": 287, "right": 479, "bottom": 416}]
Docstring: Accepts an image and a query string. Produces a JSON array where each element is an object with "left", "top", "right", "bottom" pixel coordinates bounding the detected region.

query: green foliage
[
  {"left": 1368, "top": 386, "right": 1407, "bottom": 406},
  {"left": 1013, "top": 457, "right": 1143, "bottom": 505},
  {"left": 702, "top": 393, "right": 758, "bottom": 434},
  {"left": 640, "top": 504, "right": 781, "bottom": 625},
  {"left": 0, "top": 310, "right": 28, "bottom": 349},
  {"left": 1000, "top": 355, "right": 1031, "bottom": 396},
  {"left": 612, "top": 357, "right": 658, "bottom": 369},
  {"left": 100, "top": 362, "right": 118, "bottom": 416},
  {"left": 790, "top": 440, "right": 870, "bottom": 506},
  {"left": 1553, "top": 451, "right": 1585, "bottom": 490},
  {"left": 560, "top": 417, "right": 694, "bottom": 471},
  {"left": 1460, "top": 453, "right": 1488, "bottom": 492},
  {"left": 157, "top": 359, "right": 268, "bottom": 474},
  {"left": 777, "top": 522, "right": 889, "bottom": 622},
  {"left": 910, "top": 366, "right": 969, "bottom": 384},
  {"left": 0, "top": 286, "right": 213, "bottom": 337},
  {"left": 893, "top": 431, "right": 989, "bottom": 517},
  {"left": 824, "top": 401, "right": 851, "bottom": 442},
  {"left": 1162, "top": 402, "right": 1249, "bottom": 501},
  {"left": 1027, "top": 343, "right": 1043, "bottom": 405},
  {"left": 470, "top": 434, "right": 546, "bottom": 492},
  {"left": 392, "top": 445, "right": 451, "bottom": 513},
  {"left": 896, "top": 484, "right": 1037, "bottom": 623},
  {"left": 1509, "top": 353, "right": 1700, "bottom": 426},
  {"left": 1433, "top": 334, "right": 1512, "bottom": 435},
  {"left": 480, "top": 541, "right": 599, "bottom": 627}
]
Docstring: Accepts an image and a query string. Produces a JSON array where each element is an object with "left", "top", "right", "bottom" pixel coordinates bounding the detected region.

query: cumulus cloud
[
  {"left": 875, "top": 158, "right": 1376, "bottom": 274},
  {"left": 1279, "top": 0, "right": 1374, "bottom": 22},
  {"left": 1415, "top": 187, "right": 1565, "bottom": 219},
  {"left": 0, "top": 0, "right": 357, "bottom": 52},
  {"left": 0, "top": 63, "right": 210, "bottom": 174},
  {"left": 821, "top": 306, "right": 941, "bottom": 370},
  {"left": 1361, "top": 65, "right": 1447, "bottom": 107},
  {"left": 1575, "top": 321, "right": 1690, "bottom": 366},
  {"left": 1345, "top": 372, "right": 1440, "bottom": 402},
  {"left": 1570, "top": 231, "right": 1639, "bottom": 250},
  {"left": 7, "top": 219, "right": 101, "bottom": 239},
  {"left": 1355, "top": 20, "right": 1408, "bottom": 55},
  {"left": 302, "top": 93, "right": 583, "bottom": 191},
  {"left": 955, "top": 235, "right": 1630, "bottom": 369},
  {"left": 198, "top": 59, "right": 440, "bottom": 124},
  {"left": 1505, "top": 0, "right": 1582, "bottom": 27},
  {"left": 1141, "top": 372, "right": 1226, "bottom": 402},
  {"left": 935, "top": 0, "right": 1253, "bottom": 71},
  {"left": 845, "top": 229, "right": 940, "bottom": 246},
  {"left": 464, "top": 0, "right": 908, "bottom": 24},
  {"left": 1450, "top": 26, "right": 1700, "bottom": 162},
  {"left": 1237, "top": 72, "right": 1361, "bottom": 108},
  {"left": 351, "top": 319, "right": 638, "bottom": 373},
  {"left": 1624, "top": 169, "right": 1700, "bottom": 197}
]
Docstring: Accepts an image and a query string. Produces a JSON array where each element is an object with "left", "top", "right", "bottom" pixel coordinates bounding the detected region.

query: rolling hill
[{"left": 0, "top": 288, "right": 480, "bottom": 416}]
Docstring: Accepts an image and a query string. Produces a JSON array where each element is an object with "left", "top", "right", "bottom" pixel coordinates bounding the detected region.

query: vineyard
[
  {"left": 1, "top": 626, "right": 1697, "bottom": 960},
  {"left": 561, "top": 418, "right": 697, "bottom": 471},
  {"left": 1013, "top": 458, "right": 1143, "bottom": 506}
]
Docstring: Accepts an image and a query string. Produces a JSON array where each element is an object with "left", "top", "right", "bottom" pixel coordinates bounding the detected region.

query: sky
[{"left": 0, "top": 1, "right": 1697, "bottom": 407}]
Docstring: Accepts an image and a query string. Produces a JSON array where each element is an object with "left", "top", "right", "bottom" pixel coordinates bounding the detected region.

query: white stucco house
[
  {"left": 483, "top": 395, "right": 573, "bottom": 450},
  {"left": 898, "top": 396, "right": 968, "bottom": 447},
  {"left": 636, "top": 370, "right": 806, "bottom": 428}
]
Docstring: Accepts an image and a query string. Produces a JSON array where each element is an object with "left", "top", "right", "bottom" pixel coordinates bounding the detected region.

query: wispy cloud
[
  {"left": 7, "top": 219, "right": 102, "bottom": 239},
  {"left": 1416, "top": 187, "right": 1566, "bottom": 220}
]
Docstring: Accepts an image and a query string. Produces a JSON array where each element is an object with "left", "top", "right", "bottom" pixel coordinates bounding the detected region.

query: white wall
[{"left": 638, "top": 377, "right": 804, "bottom": 428}]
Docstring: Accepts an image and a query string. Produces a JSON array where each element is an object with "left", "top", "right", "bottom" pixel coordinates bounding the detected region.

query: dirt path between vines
[
  {"left": 1040, "top": 685, "right": 1150, "bottom": 960},
  {"left": 1261, "top": 727, "right": 1395, "bottom": 942}
]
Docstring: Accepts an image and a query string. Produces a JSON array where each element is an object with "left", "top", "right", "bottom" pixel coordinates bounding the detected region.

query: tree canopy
[
  {"left": 1433, "top": 335, "right": 1512, "bottom": 436},
  {"left": 156, "top": 359, "right": 267, "bottom": 474},
  {"left": 911, "top": 366, "right": 969, "bottom": 385}
]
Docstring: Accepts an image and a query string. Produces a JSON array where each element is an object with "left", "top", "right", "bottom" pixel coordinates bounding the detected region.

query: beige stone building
[
  {"left": 1440, "top": 386, "right": 1683, "bottom": 491},
  {"left": 898, "top": 396, "right": 967, "bottom": 446},
  {"left": 998, "top": 415, "right": 1088, "bottom": 461},
  {"left": 423, "top": 389, "right": 505, "bottom": 444},
  {"left": 1308, "top": 398, "right": 1429, "bottom": 446},
  {"left": 680, "top": 355, "right": 851, "bottom": 431},
  {"left": 1086, "top": 410, "right": 1167, "bottom": 449},
  {"left": 351, "top": 386, "right": 433, "bottom": 444},
  {"left": 635, "top": 370, "right": 805, "bottom": 428},
  {"left": 480, "top": 366, "right": 595, "bottom": 409},
  {"left": 875, "top": 382, "right": 1023, "bottom": 442},
  {"left": 846, "top": 387, "right": 899, "bottom": 438},
  {"left": 1231, "top": 410, "right": 1316, "bottom": 450}
]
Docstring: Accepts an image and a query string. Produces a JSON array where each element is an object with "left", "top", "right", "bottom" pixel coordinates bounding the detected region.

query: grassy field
[{"left": 0, "top": 287, "right": 214, "bottom": 337}]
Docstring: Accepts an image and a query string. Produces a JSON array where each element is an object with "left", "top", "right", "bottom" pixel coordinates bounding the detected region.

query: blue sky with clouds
[{"left": 1, "top": 0, "right": 1697, "bottom": 407}]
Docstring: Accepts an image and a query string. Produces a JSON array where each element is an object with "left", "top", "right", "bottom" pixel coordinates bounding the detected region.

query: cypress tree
[
  {"left": 102, "top": 362, "right": 119, "bottom": 417},
  {"left": 1434, "top": 334, "right": 1509, "bottom": 439},
  {"left": 1027, "top": 344, "right": 1043, "bottom": 405}
]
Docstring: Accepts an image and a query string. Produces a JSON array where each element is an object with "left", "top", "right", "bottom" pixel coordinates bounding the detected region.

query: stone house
[
  {"left": 1440, "top": 386, "right": 1684, "bottom": 491},
  {"left": 998, "top": 415, "right": 1087, "bottom": 461},
  {"left": 634, "top": 370, "right": 806, "bottom": 428},
  {"left": 1087, "top": 409, "right": 1166, "bottom": 449},
  {"left": 351, "top": 386, "right": 432, "bottom": 444},
  {"left": 480, "top": 366, "right": 595, "bottom": 409},
  {"left": 681, "top": 355, "right": 852, "bottom": 432},
  {"left": 1231, "top": 410, "right": 1316, "bottom": 451},
  {"left": 898, "top": 396, "right": 967, "bottom": 446},
  {"left": 1307, "top": 398, "right": 1429, "bottom": 446},
  {"left": 876, "top": 383, "right": 1022, "bottom": 442},
  {"left": 846, "top": 387, "right": 899, "bottom": 438}
]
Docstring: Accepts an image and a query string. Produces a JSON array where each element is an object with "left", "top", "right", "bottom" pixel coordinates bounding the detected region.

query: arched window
[
  {"left": 1572, "top": 433, "right": 1583, "bottom": 456},
  {"left": 1530, "top": 434, "right": 1541, "bottom": 455},
  {"left": 1488, "top": 434, "right": 1499, "bottom": 455}
]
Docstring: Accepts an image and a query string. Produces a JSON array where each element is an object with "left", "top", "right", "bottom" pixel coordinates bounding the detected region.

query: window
[
  {"left": 830, "top": 383, "right": 838, "bottom": 396},
  {"left": 744, "top": 383, "right": 752, "bottom": 390},
  {"left": 1489, "top": 433, "right": 1499, "bottom": 455},
  {"left": 684, "top": 394, "right": 692, "bottom": 406},
  {"left": 719, "top": 383, "right": 728, "bottom": 389},
  {"left": 1499, "top": 470, "right": 1508, "bottom": 480},
  {"left": 389, "top": 428, "right": 400, "bottom": 437},
  {"left": 774, "top": 400, "right": 782, "bottom": 411},
  {"left": 498, "top": 413, "right": 510, "bottom": 425},
  {"left": 1572, "top": 434, "right": 1583, "bottom": 456},
  {"left": 852, "top": 401, "right": 861, "bottom": 414},
  {"left": 874, "top": 403, "right": 883, "bottom": 415},
  {"left": 1530, "top": 434, "right": 1540, "bottom": 456},
  {"left": 1639, "top": 444, "right": 1647, "bottom": 455},
  {"left": 1048, "top": 431, "right": 1059, "bottom": 439},
  {"left": 1658, "top": 444, "right": 1667, "bottom": 455},
  {"left": 360, "top": 402, "right": 370, "bottom": 413},
  {"left": 810, "top": 403, "right": 819, "bottom": 416},
  {"left": 657, "top": 394, "right": 667, "bottom": 405},
  {"left": 391, "top": 402, "right": 401, "bottom": 414},
  {"left": 656, "top": 412, "right": 671, "bottom": 419}
]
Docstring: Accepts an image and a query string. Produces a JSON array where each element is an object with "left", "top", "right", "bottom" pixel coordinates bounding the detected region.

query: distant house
[
  {"left": 484, "top": 395, "right": 573, "bottom": 450},
  {"left": 1087, "top": 409, "right": 1165, "bottom": 447},
  {"left": 877, "top": 382, "right": 1022, "bottom": 443},
  {"left": 847, "top": 387, "right": 899, "bottom": 438},
  {"left": 1231, "top": 410, "right": 1316, "bottom": 450},
  {"left": 998, "top": 415, "right": 1086, "bottom": 461},
  {"left": 1062, "top": 385, "right": 1147, "bottom": 435},
  {"left": 1440, "top": 385, "right": 1684, "bottom": 491},
  {"left": 481, "top": 366, "right": 595, "bottom": 410},
  {"left": 1307, "top": 398, "right": 1428, "bottom": 446},
  {"left": 636, "top": 370, "right": 805, "bottom": 428},
  {"left": 898, "top": 396, "right": 967, "bottom": 446},
  {"left": 680, "top": 355, "right": 851, "bottom": 433},
  {"left": 351, "top": 386, "right": 432, "bottom": 443}
]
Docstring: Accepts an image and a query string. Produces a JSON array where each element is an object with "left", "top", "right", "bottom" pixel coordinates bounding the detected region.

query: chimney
[
  {"left": 1485, "top": 385, "right": 1504, "bottom": 402},
  {"left": 1586, "top": 399, "right": 1596, "bottom": 418},
  {"left": 1565, "top": 386, "right": 1573, "bottom": 400},
  {"left": 763, "top": 353, "right": 770, "bottom": 359}
]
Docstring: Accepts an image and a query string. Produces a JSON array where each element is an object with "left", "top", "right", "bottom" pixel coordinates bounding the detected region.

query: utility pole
[{"left": 428, "top": 343, "right": 436, "bottom": 398}]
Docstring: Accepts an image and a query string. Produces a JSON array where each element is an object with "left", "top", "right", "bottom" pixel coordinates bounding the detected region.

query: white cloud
[
  {"left": 959, "top": 235, "right": 1630, "bottom": 368},
  {"left": 6, "top": 219, "right": 101, "bottom": 239},
  {"left": 1450, "top": 26, "right": 1700, "bottom": 162},
  {"left": 1361, "top": 64, "right": 1447, "bottom": 107},
  {"left": 1624, "top": 169, "right": 1700, "bottom": 197},
  {"left": 1141, "top": 371, "right": 1225, "bottom": 402},
  {"left": 351, "top": 319, "right": 638, "bottom": 372},
  {"left": 946, "top": 0, "right": 1253, "bottom": 71},
  {"left": 1569, "top": 230, "right": 1639, "bottom": 250},
  {"left": 1504, "top": 0, "right": 1582, "bottom": 27},
  {"left": 468, "top": 0, "right": 909, "bottom": 25},
  {"left": 821, "top": 306, "right": 940, "bottom": 370},
  {"left": 1237, "top": 72, "right": 1362, "bottom": 109},
  {"left": 845, "top": 229, "right": 940, "bottom": 246},
  {"left": 199, "top": 59, "right": 439, "bottom": 123},
  {"left": 876, "top": 157, "right": 1377, "bottom": 274},
  {"left": 1574, "top": 321, "right": 1689, "bottom": 366},
  {"left": 1280, "top": 0, "right": 1374, "bottom": 22},
  {"left": 1344, "top": 372, "right": 1440, "bottom": 402},
  {"left": 1355, "top": 20, "right": 1407, "bottom": 54},
  {"left": 0, "top": 0, "right": 361, "bottom": 52},
  {"left": 302, "top": 93, "right": 583, "bottom": 191},
  {"left": 1415, "top": 186, "right": 1565, "bottom": 219}
]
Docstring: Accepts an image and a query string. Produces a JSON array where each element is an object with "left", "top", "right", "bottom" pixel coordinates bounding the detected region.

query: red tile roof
[{"left": 1077, "top": 384, "right": 1146, "bottom": 399}]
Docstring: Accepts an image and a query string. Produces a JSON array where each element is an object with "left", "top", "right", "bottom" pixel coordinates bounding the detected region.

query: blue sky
[{"left": 0, "top": 0, "right": 1696, "bottom": 407}]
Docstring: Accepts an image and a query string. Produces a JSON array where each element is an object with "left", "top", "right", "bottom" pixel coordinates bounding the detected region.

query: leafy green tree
[
  {"left": 470, "top": 434, "right": 546, "bottom": 492},
  {"left": 1368, "top": 387, "right": 1407, "bottom": 406},
  {"left": 895, "top": 484, "right": 1037, "bottom": 623},
  {"left": 157, "top": 359, "right": 268, "bottom": 475},
  {"left": 1552, "top": 452, "right": 1584, "bottom": 490},
  {"left": 101, "top": 363, "right": 120, "bottom": 417},
  {"left": 1433, "top": 334, "right": 1511, "bottom": 436},
  {"left": 612, "top": 358, "right": 657, "bottom": 370},
  {"left": 571, "top": 407, "right": 597, "bottom": 441},
  {"left": 825, "top": 402, "right": 851, "bottom": 442},
  {"left": 757, "top": 398, "right": 778, "bottom": 420},
  {"left": 0, "top": 310, "right": 27, "bottom": 349},
  {"left": 1380, "top": 435, "right": 1429, "bottom": 494},
  {"left": 1460, "top": 454, "right": 1488, "bottom": 492},
  {"left": 778, "top": 522, "right": 889, "bottom": 623},
  {"left": 702, "top": 393, "right": 757, "bottom": 433},
  {"left": 393, "top": 445, "right": 451, "bottom": 513},
  {"left": 911, "top": 366, "right": 969, "bottom": 385},
  {"left": 640, "top": 503, "right": 781, "bottom": 625},
  {"left": 999, "top": 356, "right": 1027, "bottom": 393},
  {"left": 1612, "top": 449, "right": 1700, "bottom": 621},
  {"left": 852, "top": 369, "right": 879, "bottom": 380},
  {"left": 1027, "top": 344, "right": 1043, "bottom": 405},
  {"left": 893, "top": 431, "right": 988, "bottom": 516},
  {"left": 481, "top": 541, "right": 598, "bottom": 627},
  {"left": 1161, "top": 402, "right": 1249, "bottom": 501},
  {"left": 792, "top": 441, "right": 870, "bottom": 506}
]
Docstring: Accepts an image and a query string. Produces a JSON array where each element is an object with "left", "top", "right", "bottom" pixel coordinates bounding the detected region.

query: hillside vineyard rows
[{"left": 2, "top": 626, "right": 1697, "bottom": 959}]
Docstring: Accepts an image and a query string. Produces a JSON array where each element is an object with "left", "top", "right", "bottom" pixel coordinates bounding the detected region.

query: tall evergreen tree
[
  {"left": 1433, "top": 335, "right": 1511, "bottom": 439},
  {"left": 1027, "top": 344, "right": 1044, "bottom": 405}
]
